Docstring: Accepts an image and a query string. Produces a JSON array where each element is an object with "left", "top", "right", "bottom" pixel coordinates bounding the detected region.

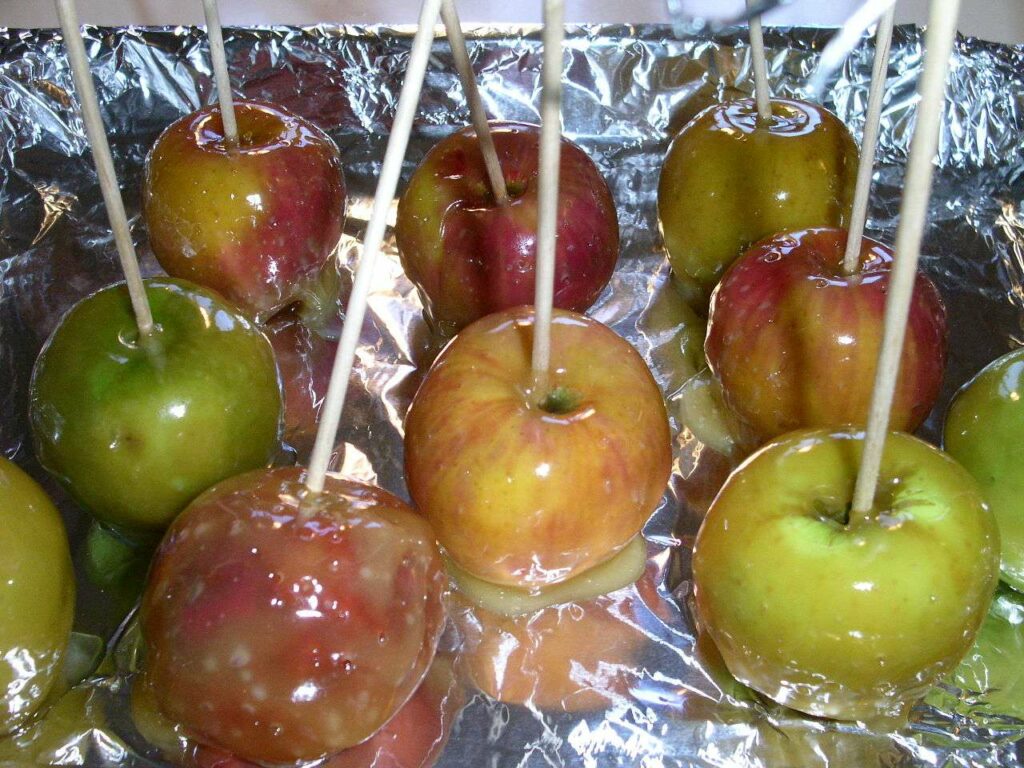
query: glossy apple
[
  {"left": 143, "top": 100, "right": 346, "bottom": 321},
  {"left": 705, "top": 228, "right": 947, "bottom": 441},
  {"left": 945, "top": 347, "right": 1024, "bottom": 592},
  {"left": 659, "top": 98, "right": 857, "bottom": 308},
  {"left": 140, "top": 466, "right": 447, "bottom": 764},
  {"left": 29, "top": 278, "right": 282, "bottom": 532},
  {"left": 693, "top": 428, "right": 999, "bottom": 721},
  {"left": 405, "top": 306, "right": 671, "bottom": 588},
  {"left": 396, "top": 122, "right": 619, "bottom": 336},
  {"left": 0, "top": 457, "right": 75, "bottom": 737}
]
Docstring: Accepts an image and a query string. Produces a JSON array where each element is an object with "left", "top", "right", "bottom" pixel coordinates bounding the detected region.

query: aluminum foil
[{"left": 1, "top": 20, "right": 1024, "bottom": 768}]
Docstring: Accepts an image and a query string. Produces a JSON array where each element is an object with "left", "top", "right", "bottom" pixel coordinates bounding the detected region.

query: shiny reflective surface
[
  {"left": 693, "top": 429, "right": 1000, "bottom": 721},
  {"left": 396, "top": 122, "right": 619, "bottom": 336},
  {"left": 945, "top": 348, "right": 1024, "bottom": 592},
  {"left": 405, "top": 307, "right": 671, "bottom": 589},
  {"left": 658, "top": 98, "right": 857, "bottom": 308},
  {"left": 143, "top": 101, "right": 346, "bottom": 321},
  {"left": 0, "top": 457, "right": 75, "bottom": 737},
  {"left": 29, "top": 278, "right": 283, "bottom": 531},
  {"left": 140, "top": 466, "right": 447, "bottom": 764},
  {"left": 706, "top": 228, "right": 948, "bottom": 440}
]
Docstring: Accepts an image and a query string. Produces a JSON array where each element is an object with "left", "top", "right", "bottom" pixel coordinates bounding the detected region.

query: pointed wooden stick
[
  {"left": 55, "top": 0, "right": 154, "bottom": 336},
  {"left": 850, "top": 0, "right": 961, "bottom": 520},
  {"left": 202, "top": 0, "right": 238, "bottom": 147},
  {"left": 305, "top": 0, "right": 442, "bottom": 494},
  {"left": 530, "top": 0, "right": 565, "bottom": 396},
  {"left": 440, "top": 0, "right": 508, "bottom": 206},
  {"left": 746, "top": 0, "right": 772, "bottom": 121},
  {"left": 842, "top": 5, "right": 896, "bottom": 275}
]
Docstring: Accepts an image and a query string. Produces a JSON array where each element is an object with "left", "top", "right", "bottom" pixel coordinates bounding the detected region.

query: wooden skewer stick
[
  {"left": 530, "top": 0, "right": 565, "bottom": 396},
  {"left": 440, "top": 0, "right": 509, "bottom": 206},
  {"left": 55, "top": 0, "right": 154, "bottom": 336},
  {"left": 746, "top": 0, "right": 772, "bottom": 121},
  {"left": 850, "top": 0, "right": 961, "bottom": 520},
  {"left": 202, "top": 0, "right": 239, "bottom": 147},
  {"left": 842, "top": 6, "right": 896, "bottom": 275},
  {"left": 305, "top": 0, "right": 442, "bottom": 495}
]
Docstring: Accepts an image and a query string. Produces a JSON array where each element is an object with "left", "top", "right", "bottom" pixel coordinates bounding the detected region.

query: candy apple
[
  {"left": 143, "top": 100, "right": 346, "bottom": 321},
  {"left": 29, "top": 278, "right": 282, "bottom": 532},
  {"left": 705, "top": 228, "right": 947, "bottom": 441},
  {"left": 140, "top": 466, "right": 446, "bottom": 764},
  {"left": 0, "top": 457, "right": 75, "bottom": 736},
  {"left": 395, "top": 122, "right": 619, "bottom": 336},
  {"left": 404, "top": 306, "right": 671, "bottom": 588},
  {"left": 945, "top": 347, "right": 1024, "bottom": 592},
  {"left": 658, "top": 98, "right": 857, "bottom": 308},
  {"left": 693, "top": 428, "right": 999, "bottom": 721}
]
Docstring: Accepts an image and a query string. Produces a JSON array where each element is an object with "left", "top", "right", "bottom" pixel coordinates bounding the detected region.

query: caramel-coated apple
[
  {"left": 404, "top": 307, "right": 671, "bottom": 588},
  {"left": 705, "top": 228, "right": 947, "bottom": 441},
  {"left": 693, "top": 428, "right": 999, "bottom": 721},
  {"left": 143, "top": 101, "right": 346, "bottom": 321},
  {"left": 658, "top": 98, "right": 857, "bottom": 308},
  {"left": 139, "top": 466, "right": 446, "bottom": 764},
  {"left": 396, "top": 122, "right": 619, "bottom": 336}
]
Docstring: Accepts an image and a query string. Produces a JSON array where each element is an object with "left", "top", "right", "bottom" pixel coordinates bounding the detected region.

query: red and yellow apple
[
  {"left": 658, "top": 98, "right": 857, "bottom": 308},
  {"left": 396, "top": 122, "right": 619, "bottom": 336},
  {"left": 404, "top": 306, "right": 671, "bottom": 588},
  {"left": 693, "top": 428, "right": 1000, "bottom": 721},
  {"left": 140, "top": 466, "right": 446, "bottom": 764},
  {"left": 143, "top": 100, "right": 346, "bottom": 321},
  {"left": 705, "top": 228, "right": 947, "bottom": 441}
]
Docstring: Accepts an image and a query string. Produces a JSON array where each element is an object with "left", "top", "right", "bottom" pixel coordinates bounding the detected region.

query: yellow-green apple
[
  {"left": 395, "top": 122, "right": 619, "bottom": 336},
  {"left": 139, "top": 466, "right": 446, "bottom": 764},
  {"left": 693, "top": 428, "right": 1000, "bottom": 721},
  {"left": 658, "top": 98, "right": 857, "bottom": 309},
  {"left": 0, "top": 457, "right": 74, "bottom": 736},
  {"left": 945, "top": 347, "right": 1024, "bottom": 592},
  {"left": 404, "top": 306, "right": 671, "bottom": 588},
  {"left": 143, "top": 101, "right": 346, "bottom": 322},
  {"left": 29, "top": 278, "right": 282, "bottom": 532},
  {"left": 705, "top": 228, "right": 947, "bottom": 441}
]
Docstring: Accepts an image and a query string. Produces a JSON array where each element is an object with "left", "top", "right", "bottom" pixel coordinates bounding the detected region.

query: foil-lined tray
[{"left": 1, "top": 21, "right": 1023, "bottom": 768}]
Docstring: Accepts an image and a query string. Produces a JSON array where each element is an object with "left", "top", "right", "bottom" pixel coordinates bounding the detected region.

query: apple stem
[
  {"left": 850, "top": 0, "right": 960, "bottom": 521},
  {"left": 55, "top": 0, "right": 154, "bottom": 337},
  {"left": 202, "top": 0, "right": 239, "bottom": 148},
  {"left": 530, "top": 0, "right": 565, "bottom": 396},
  {"left": 304, "top": 0, "right": 442, "bottom": 495},
  {"left": 747, "top": 0, "right": 773, "bottom": 122},
  {"left": 440, "top": 0, "right": 509, "bottom": 206},
  {"left": 842, "top": 6, "right": 896, "bottom": 276}
]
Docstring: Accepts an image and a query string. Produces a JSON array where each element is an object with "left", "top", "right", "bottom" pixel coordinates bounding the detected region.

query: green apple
[
  {"left": 693, "top": 428, "right": 1000, "bottom": 721},
  {"left": 0, "top": 457, "right": 75, "bottom": 736},
  {"left": 945, "top": 348, "right": 1024, "bottom": 592},
  {"left": 29, "top": 278, "right": 282, "bottom": 532}
]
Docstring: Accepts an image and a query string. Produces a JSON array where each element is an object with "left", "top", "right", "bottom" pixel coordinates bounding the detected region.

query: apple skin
[
  {"left": 0, "top": 457, "right": 75, "bottom": 737},
  {"left": 29, "top": 278, "right": 282, "bottom": 532},
  {"left": 944, "top": 347, "right": 1024, "bottom": 592},
  {"left": 395, "top": 122, "right": 619, "bottom": 336},
  {"left": 692, "top": 428, "right": 1000, "bottom": 721},
  {"left": 143, "top": 100, "right": 346, "bottom": 321},
  {"left": 404, "top": 306, "right": 671, "bottom": 588},
  {"left": 140, "top": 466, "right": 447, "bottom": 764},
  {"left": 705, "top": 228, "right": 947, "bottom": 441},
  {"left": 658, "top": 98, "right": 857, "bottom": 308}
]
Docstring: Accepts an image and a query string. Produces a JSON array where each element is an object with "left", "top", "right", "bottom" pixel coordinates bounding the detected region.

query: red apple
[
  {"left": 143, "top": 100, "right": 346, "bottom": 321},
  {"left": 139, "top": 466, "right": 446, "bottom": 764},
  {"left": 705, "top": 228, "right": 947, "bottom": 441},
  {"left": 395, "top": 122, "right": 619, "bottom": 336},
  {"left": 404, "top": 307, "right": 671, "bottom": 588}
]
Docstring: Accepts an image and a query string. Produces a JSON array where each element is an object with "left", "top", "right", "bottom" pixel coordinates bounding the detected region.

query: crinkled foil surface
[{"left": 2, "top": 21, "right": 1024, "bottom": 768}]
